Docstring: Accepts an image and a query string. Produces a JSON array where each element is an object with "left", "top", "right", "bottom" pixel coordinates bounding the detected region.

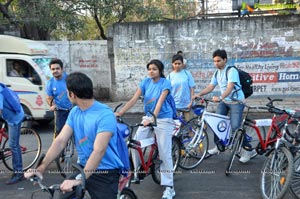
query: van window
[
  {"left": 33, "top": 58, "right": 52, "bottom": 80},
  {"left": 7, "top": 59, "right": 42, "bottom": 85}
]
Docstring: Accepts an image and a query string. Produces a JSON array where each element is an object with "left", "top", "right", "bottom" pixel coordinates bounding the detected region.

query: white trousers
[{"left": 132, "top": 117, "right": 174, "bottom": 187}]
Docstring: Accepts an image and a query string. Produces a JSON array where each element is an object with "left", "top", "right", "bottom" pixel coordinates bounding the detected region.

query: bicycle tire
[
  {"left": 150, "top": 136, "right": 180, "bottom": 185},
  {"left": 150, "top": 147, "right": 161, "bottom": 185},
  {"left": 225, "top": 130, "right": 244, "bottom": 176},
  {"left": 289, "top": 154, "right": 300, "bottom": 198},
  {"left": 120, "top": 187, "right": 138, "bottom": 199},
  {"left": 178, "top": 122, "right": 208, "bottom": 170},
  {"left": 3, "top": 127, "right": 41, "bottom": 171},
  {"left": 55, "top": 137, "right": 76, "bottom": 178},
  {"left": 171, "top": 136, "right": 181, "bottom": 172},
  {"left": 260, "top": 147, "right": 294, "bottom": 199}
]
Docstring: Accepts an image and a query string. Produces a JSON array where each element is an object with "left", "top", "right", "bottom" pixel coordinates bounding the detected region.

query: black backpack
[{"left": 215, "top": 66, "right": 253, "bottom": 98}]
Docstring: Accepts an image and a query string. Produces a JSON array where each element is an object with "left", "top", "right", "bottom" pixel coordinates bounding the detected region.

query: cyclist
[
  {"left": 46, "top": 58, "right": 72, "bottom": 138},
  {"left": 116, "top": 59, "right": 176, "bottom": 199},
  {"left": 25, "top": 72, "right": 123, "bottom": 199},
  {"left": 0, "top": 84, "right": 25, "bottom": 185},
  {"left": 194, "top": 49, "right": 252, "bottom": 163},
  {"left": 167, "top": 54, "right": 195, "bottom": 121}
]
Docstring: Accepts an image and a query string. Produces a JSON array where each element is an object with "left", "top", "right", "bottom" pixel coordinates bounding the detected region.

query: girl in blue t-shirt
[
  {"left": 167, "top": 54, "right": 195, "bottom": 121},
  {"left": 116, "top": 59, "right": 176, "bottom": 199}
]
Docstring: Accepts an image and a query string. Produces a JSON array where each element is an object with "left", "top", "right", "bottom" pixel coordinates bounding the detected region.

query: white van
[{"left": 0, "top": 35, "right": 54, "bottom": 124}]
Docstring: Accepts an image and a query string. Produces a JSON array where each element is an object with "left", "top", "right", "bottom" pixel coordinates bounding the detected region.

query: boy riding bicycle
[{"left": 194, "top": 49, "right": 252, "bottom": 163}]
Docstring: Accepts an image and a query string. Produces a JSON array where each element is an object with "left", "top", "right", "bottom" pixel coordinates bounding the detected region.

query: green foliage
[{"left": 0, "top": 0, "right": 199, "bottom": 40}]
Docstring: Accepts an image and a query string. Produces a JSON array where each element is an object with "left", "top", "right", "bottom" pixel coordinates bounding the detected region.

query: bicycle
[
  {"left": 52, "top": 107, "right": 77, "bottom": 178},
  {"left": 260, "top": 107, "right": 298, "bottom": 199},
  {"left": 225, "top": 98, "right": 298, "bottom": 176},
  {"left": 115, "top": 104, "right": 180, "bottom": 185},
  {"left": 0, "top": 115, "right": 41, "bottom": 171},
  {"left": 173, "top": 100, "right": 208, "bottom": 170},
  {"left": 282, "top": 112, "right": 300, "bottom": 198}
]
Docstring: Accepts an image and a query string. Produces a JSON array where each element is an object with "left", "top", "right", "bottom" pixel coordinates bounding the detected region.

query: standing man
[
  {"left": 25, "top": 72, "right": 123, "bottom": 199},
  {"left": 194, "top": 49, "right": 251, "bottom": 163},
  {"left": 46, "top": 59, "right": 72, "bottom": 138},
  {"left": 0, "top": 84, "right": 25, "bottom": 185}
]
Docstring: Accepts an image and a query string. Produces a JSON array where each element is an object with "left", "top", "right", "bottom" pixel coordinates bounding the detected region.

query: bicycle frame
[
  {"left": 246, "top": 112, "right": 293, "bottom": 154},
  {"left": 128, "top": 136, "right": 157, "bottom": 174}
]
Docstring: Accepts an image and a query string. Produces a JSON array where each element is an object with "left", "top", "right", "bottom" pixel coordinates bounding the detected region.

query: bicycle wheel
[
  {"left": 260, "top": 147, "right": 294, "bottom": 199},
  {"left": 3, "top": 127, "right": 41, "bottom": 171},
  {"left": 120, "top": 187, "right": 138, "bottom": 199},
  {"left": 178, "top": 122, "right": 208, "bottom": 170},
  {"left": 171, "top": 136, "right": 181, "bottom": 172},
  {"left": 151, "top": 147, "right": 161, "bottom": 185},
  {"left": 56, "top": 137, "right": 77, "bottom": 178},
  {"left": 150, "top": 136, "right": 182, "bottom": 184},
  {"left": 225, "top": 130, "right": 244, "bottom": 176},
  {"left": 289, "top": 154, "right": 300, "bottom": 198}
]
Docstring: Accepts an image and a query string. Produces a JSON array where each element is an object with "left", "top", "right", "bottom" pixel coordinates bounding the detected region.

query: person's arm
[
  {"left": 46, "top": 95, "right": 56, "bottom": 111},
  {"left": 59, "top": 131, "right": 112, "bottom": 192},
  {"left": 142, "top": 89, "right": 169, "bottom": 126},
  {"left": 24, "top": 124, "right": 73, "bottom": 179},
  {"left": 194, "top": 84, "right": 215, "bottom": 99},
  {"left": 117, "top": 88, "right": 142, "bottom": 116},
  {"left": 188, "top": 87, "right": 195, "bottom": 108},
  {"left": 212, "top": 82, "right": 235, "bottom": 102}
]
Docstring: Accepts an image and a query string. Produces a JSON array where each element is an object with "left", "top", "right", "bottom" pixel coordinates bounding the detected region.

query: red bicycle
[
  {"left": 0, "top": 115, "right": 41, "bottom": 171},
  {"left": 226, "top": 97, "right": 298, "bottom": 175}
]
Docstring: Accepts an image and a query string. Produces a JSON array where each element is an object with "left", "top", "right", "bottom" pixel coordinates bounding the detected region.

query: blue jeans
[
  {"left": 214, "top": 101, "right": 245, "bottom": 145},
  {"left": 54, "top": 110, "right": 69, "bottom": 136},
  {"left": 8, "top": 123, "right": 23, "bottom": 172}
]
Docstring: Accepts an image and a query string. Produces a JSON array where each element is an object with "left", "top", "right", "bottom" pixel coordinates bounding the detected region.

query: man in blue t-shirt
[
  {"left": 46, "top": 59, "right": 73, "bottom": 138},
  {"left": 194, "top": 49, "right": 252, "bottom": 163},
  {"left": 25, "top": 72, "right": 123, "bottom": 199},
  {"left": 0, "top": 84, "right": 25, "bottom": 185}
]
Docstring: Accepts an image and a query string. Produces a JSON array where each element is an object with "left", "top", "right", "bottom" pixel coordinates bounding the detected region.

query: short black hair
[
  {"left": 172, "top": 54, "right": 183, "bottom": 63},
  {"left": 177, "top": 50, "right": 183, "bottom": 54},
  {"left": 49, "top": 58, "right": 63, "bottom": 69},
  {"left": 66, "top": 72, "right": 93, "bottom": 99},
  {"left": 212, "top": 49, "right": 227, "bottom": 60}
]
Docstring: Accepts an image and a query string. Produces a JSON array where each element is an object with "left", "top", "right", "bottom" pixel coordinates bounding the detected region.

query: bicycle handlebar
[
  {"left": 114, "top": 103, "right": 157, "bottom": 128},
  {"left": 30, "top": 154, "right": 86, "bottom": 198}
]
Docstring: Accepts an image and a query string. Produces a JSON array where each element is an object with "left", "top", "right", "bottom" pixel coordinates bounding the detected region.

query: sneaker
[
  {"left": 207, "top": 145, "right": 220, "bottom": 155},
  {"left": 239, "top": 148, "right": 251, "bottom": 163},
  {"left": 162, "top": 187, "right": 176, "bottom": 199},
  {"left": 5, "top": 173, "right": 24, "bottom": 185},
  {"left": 131, "top": 177, "right": 141, "bottom": 184}
]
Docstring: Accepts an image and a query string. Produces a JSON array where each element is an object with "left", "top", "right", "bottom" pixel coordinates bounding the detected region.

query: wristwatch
[{"left": 219, "top": 96, "right": 223, "bottom": 100}]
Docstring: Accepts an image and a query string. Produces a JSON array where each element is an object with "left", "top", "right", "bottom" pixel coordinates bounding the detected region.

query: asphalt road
[{"left": 0, "top": 113, "right": 297, "bottom": 199}]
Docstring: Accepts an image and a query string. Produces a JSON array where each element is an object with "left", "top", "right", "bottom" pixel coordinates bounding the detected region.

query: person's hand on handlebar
[
  {"left": 60, "top": 179, "right": 82, "bottom": 193},
  {"left": 212, "top": 96, "right": 222, "bottom": 102},
  {"left": 24, "top": 167, "right": 44, "bottom": 181},
  {"left": 142, "top": 116, "right": 154, "bottom": 127}
]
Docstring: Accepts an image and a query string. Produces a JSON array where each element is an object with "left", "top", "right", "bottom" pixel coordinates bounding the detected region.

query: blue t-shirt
[
  {"left": 140, "top": 77, "right": 173, "bottom": 119},
  {"left": 211, "top": 65, "right": 245, "bottom": 101},
  {"left": 0, "top": 87, "right": 24, "bottom": 125},
  {"left": 46, "top": 72, "right": 72, "bottom": 109},
  {"left": 66, "top": 101, "right": 123, "bottom": 170},
  {"left": 167, "top": 69, "right": 195, "bottom": 109}
]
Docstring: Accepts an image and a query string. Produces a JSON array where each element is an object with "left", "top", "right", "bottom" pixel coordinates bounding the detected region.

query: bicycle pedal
[{"left": 153, "top": 159, "right": 163, "bottom": 165}]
